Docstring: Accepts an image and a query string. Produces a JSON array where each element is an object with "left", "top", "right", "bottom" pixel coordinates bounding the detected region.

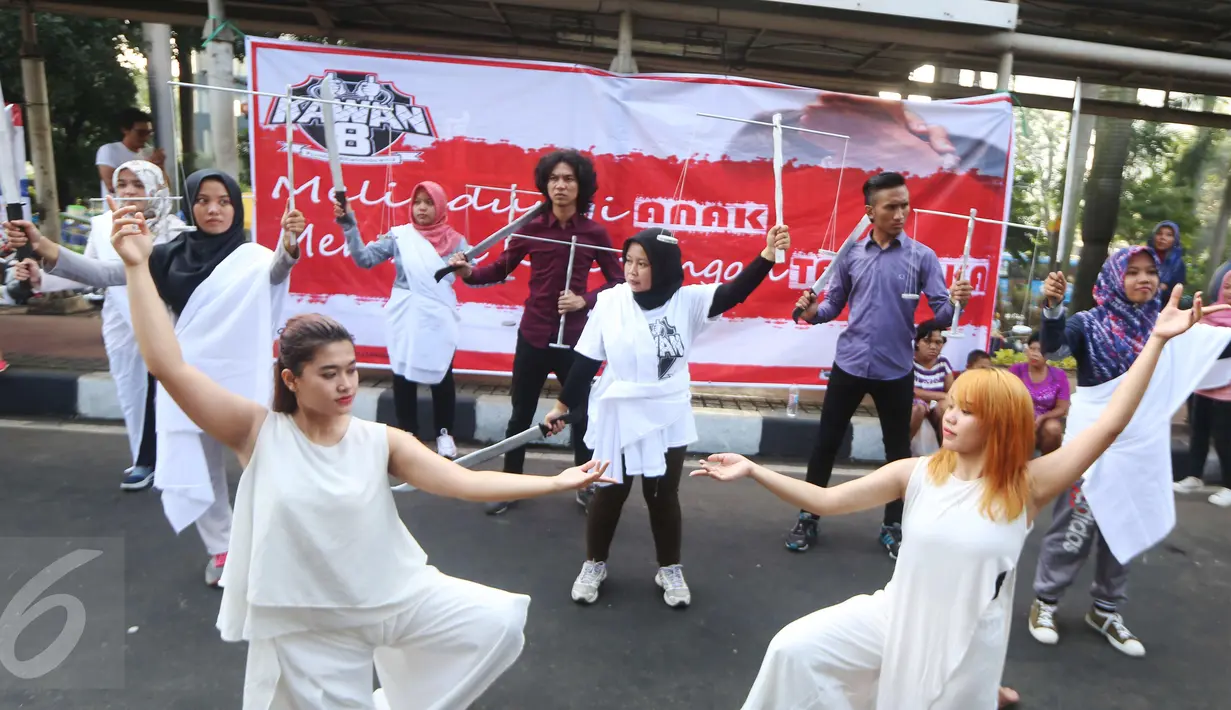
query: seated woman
[
  {"left": 911, "top": 320, "right": 953, "bottom": 448},
  {"left": 1009, "top": 332, "right": 1071, "bottom": 455}
]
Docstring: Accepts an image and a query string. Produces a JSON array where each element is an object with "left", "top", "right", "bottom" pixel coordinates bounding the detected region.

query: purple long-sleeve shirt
[
  {"left": 809, "top": 232, "right": 955, "bottom": 380},
  {"left": 464, "top": 211, "right": 624, "bottom": 349}
]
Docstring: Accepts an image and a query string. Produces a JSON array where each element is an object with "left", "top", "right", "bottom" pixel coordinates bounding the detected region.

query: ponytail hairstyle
[{"left": 272, "top": 314, "right": 355, "bottom": 414}]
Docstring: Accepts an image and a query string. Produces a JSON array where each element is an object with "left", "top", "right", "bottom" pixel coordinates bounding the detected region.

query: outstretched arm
[
  {"left": 386, "top": 426, "right": 613, "bottom": 500},
  {"left": 708, "top": 225, "right": 788, "bottom": 317},
  {"left": 112, "top": 203, "right": 267, "bottom": 460},
  {"left": 693, "top": 454, "right": 914, "bottom": 517},
  {"left": 1029, "top": 286, "right": 1227, "bottom": 508},
  {"left": 336, "top": 208, "right": 396, "bottom": 269}
]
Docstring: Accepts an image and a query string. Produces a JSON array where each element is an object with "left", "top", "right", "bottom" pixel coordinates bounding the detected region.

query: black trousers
[
  {"left": 504, "top": 331, "right": 592, "bottom": 473},
  {"left": 392, "top": 369, "right": 456, "bottom": 438},
  {"left": 804, "top": 364, "right": 914, "bottom": 526},
  {"left": 1188, "top": 395, "right": 1231, "bottom": 488},
  {"left": 135, "top": 373, "right": 157, "bottom": 468},
  {"left": 586, "top": 447, "right": 686, "bottom": 566}
]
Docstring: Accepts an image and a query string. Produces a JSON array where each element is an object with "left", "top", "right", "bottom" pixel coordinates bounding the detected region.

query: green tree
[{"left": 0, "top": 12, "right": 141, "bottom": 208}]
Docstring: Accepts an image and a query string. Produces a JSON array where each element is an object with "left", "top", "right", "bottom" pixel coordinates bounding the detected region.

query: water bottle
[{"left": 786, "top": 385, "right": 800, "bottom": 418}]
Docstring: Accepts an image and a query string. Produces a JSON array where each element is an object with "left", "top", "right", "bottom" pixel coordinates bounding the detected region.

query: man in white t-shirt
[{"left": 96, "top": 108, "right": 165, "bottom": 198}]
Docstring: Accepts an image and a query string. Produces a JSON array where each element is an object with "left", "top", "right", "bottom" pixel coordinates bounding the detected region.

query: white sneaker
[
  {"left": 571, "top": 560, "right": 607, "bottom": 604},
  {"left": 1208, "top": 487, "right": 1231, "bottom": 507},
  {"left": 1028, "top": 599, "right": 1059, "bottom": 644},
  {"left": 1173, "top": 476, "right": 1204, "bottom": 493},
  {"left": 654, "top": 564, "right": 691, "bottom": 608},
  {"left": 436, "top": 429, "right": 457, "bottom": 459}
]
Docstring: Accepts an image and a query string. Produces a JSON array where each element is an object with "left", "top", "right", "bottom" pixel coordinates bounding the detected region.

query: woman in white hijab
[{"left": 85, "top": 159, "right": 185, "bottom": 490}]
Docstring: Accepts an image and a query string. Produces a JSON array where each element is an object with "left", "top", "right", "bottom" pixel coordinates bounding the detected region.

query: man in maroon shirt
[{"left": 449, "top": 149, "right": 624, "bottom": 515}]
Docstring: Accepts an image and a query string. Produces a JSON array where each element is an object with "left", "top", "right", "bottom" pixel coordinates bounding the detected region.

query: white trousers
[
  {"left": 194, "top": 433, "right": 232, "bottom": 556},
  {"left": 741, "top": 591, "right": 1003, "bottom": 710},
  {"left": 242, "top": 569, "right": 530, "bottom": 710}
]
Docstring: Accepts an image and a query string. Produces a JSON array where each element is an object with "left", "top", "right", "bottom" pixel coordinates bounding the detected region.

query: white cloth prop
[
  {"left": 154, "top": 243, "right": 287, "bottom": 534},
  {"left": 1071, "top": 322, "right": 1231, "bottom": 563},
  {"left": 577, "top": 282, "right": 719, "bottom": 484},
  {"left": 742, "top": 458, "right": 1028, "bottom": 710},
  {"left": 85, "top": 211, "right": 180, "bottom": 462},
  {"left": 219, "top": 412, "right": 529, "bottom": 709},
  {"left": 385, "top": 225, "right": 460, "bottom": 384}
]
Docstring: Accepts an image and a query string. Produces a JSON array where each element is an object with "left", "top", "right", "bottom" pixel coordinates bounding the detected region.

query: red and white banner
[{"left": 246, "top": 37, "right": 1014, "bottom": 386}]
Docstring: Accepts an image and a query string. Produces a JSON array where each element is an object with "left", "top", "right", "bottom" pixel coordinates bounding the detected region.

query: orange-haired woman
[{"left": 693, "top": 285, "right": 1226, "bottom": 709}]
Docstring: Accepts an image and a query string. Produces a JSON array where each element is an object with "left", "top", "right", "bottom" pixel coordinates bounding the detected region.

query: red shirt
[{"left": 465, "top": 211, "right": 624, "bottom": 349}]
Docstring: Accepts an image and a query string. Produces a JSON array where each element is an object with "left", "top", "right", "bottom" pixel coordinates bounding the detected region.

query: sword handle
[
  {"left": 333, "top": 189, "right": 348, "bottom": 213},
  {"left": 791, "top": 306, "right": 805, "bottom": 323},
  {"left": 434, "top": 263, "right": 462, "bottom": 282},
  {"left": 6, "top": 203, "right": 33, "bottom": 300},
  {"left": 539, "top": 410, "right": 576, "bottom": 436}
]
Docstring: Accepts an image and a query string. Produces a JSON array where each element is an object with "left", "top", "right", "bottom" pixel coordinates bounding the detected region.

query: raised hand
[
  {"left": 1153, "top": 285, "right": 1228, "bottom": 341},
  {"left": 554, "top": 460, "right": 617, "bottom": 491},
  {"left": 2, "top": 219, "right": 42, "bottom": 252},
  {"left": 795, "top": 290, "right": 819, "bottom": 322},
  {"left": 764, "top": 224, "right": 790, "bottom": 260},
  {"left": 13, "top": 258, "right": 41, "bottom": 290},
  {"left": 448, "top": 251, "right": 473, "bottom": 279},
  {"left": 281, "top": 203, "right": 306, "bottom": 256},
  {"left": 689, "top": 452, "right": 755, "bottom": 482},
  {"left": 950, "top": 278, "right": 973, "bottom": 306},
  {"left": 108, "top": 197, "right": 154, "bottom": 267},
  {"left": 543, "top": 402, "right": 570, "bottom": 435},
  {"left": 1042, "top": 271, "right": 1067, "bottom": 308}
]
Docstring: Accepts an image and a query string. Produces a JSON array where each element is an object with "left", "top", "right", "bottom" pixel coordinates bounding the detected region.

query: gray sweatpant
[{"left": 1033, "top": 482, "right": 1131, "bottom": 607}]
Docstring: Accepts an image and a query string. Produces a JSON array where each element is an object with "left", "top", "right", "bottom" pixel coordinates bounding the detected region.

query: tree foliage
[{"left": 0, "top": 12, "right": 141, "bottom": 209}]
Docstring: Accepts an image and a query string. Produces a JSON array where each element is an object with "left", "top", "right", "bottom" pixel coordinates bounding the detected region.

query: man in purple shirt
[
  {"left": 450, "top": 149, "right": 624, "bottom": 515},
  {"left": 790, "top": 172, "right": 972, "bottom": 558}
]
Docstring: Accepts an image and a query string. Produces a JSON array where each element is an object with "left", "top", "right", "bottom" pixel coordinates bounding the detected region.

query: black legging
[
  {"left": 1187, "top": 394, "right": 1231, "bottom": 488},
  {"left": 392, "top": 369, "right": 456, "bottom": 437},
  {"left": 586, "top": 447, "right": 686, "bottom": 567},
  {"left": 135, "top": 373, "right": 157, "bottom": 468}
]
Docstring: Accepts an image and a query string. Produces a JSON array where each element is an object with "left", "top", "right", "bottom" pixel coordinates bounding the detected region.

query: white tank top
[{"left": 216, "top": 412, "right": 430, "bottom": 642}]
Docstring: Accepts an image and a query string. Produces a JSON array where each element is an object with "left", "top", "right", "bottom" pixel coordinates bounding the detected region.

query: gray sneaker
[
  {"left": 204, "top": 552, "right": 227, "bottom": 588},
  {"left": 654, "top": 564, "right": 691, "bottom": 608},
  {"left": 571, "top": 560, "right": 607, "bottom": 604}
]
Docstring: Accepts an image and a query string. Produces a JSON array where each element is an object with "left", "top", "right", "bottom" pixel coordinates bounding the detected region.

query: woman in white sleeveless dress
[
  {"left": 107, "top": 202, "right": 614, "bottom": 708},
  {"left": 695, "top": 284, "right": 1227, "bottom": 709}
]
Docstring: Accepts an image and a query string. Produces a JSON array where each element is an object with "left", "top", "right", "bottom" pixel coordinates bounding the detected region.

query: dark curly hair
[{"left": 534, "top": 149, "right": 599, "bottom": 216}]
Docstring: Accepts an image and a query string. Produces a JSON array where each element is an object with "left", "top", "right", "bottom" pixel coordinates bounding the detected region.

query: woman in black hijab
[
  {"left": 544, "top": 224, "right": 790, "bottom": 610},
  {"left": 4, "top": 167, "right": 305, "bottom": 587}
]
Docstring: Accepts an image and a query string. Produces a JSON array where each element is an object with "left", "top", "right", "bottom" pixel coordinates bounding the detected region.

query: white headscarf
[{"left": 112, "top": 159, "right": 176, "bottom": 239}]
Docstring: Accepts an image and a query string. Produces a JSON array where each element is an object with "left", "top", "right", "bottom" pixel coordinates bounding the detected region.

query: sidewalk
[{"left": 0, "top": 308, "right": 1202, "bottom": 467}]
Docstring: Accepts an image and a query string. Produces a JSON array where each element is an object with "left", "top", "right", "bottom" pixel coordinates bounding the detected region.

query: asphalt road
[{"left": 1, "top": 419, "right": 1228, "bottom": 709}]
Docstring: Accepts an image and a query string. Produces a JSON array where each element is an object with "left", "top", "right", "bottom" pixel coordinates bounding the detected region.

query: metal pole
[
  {"left": 19, "top": 7, "right": 59, "bottom": 242},
  {"left": 1055, "top": 77, "right": 1083, "bottom": 274},
  {"left": 609, "top": 9, "right": 638, "bottom": 73},
  {"left": 143, "top": 23, "right": 178, "bottom": 195},
  {"left": 945, "top": 209, "right": 977, "bottom": 338},
  {"left": 284, "top": 85, "right": 295, "bottom": 211},
  {"left": 550, "top": 236, "right": 579, "bottom": 350},
  {"left": 771, "top": 112, "right": 786, "bottom": 263},
  {"left": 204, "top": 0, "right": 240, "bottom": 177}
]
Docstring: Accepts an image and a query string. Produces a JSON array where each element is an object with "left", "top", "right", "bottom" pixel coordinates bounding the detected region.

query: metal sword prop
[
  {"left": 697, "top": 112, "right": 851, "bottom": 265},
  {"left": 433, "top": 201, "right": 552, "bottom": 282},
  {"left": 911, "top": 208, "right": 1048, "bottom": 338},
  {"left": 499, "top": 232, "right": 624, "bottom": 350},
  {"left": 791, "top": 215, "right": 870, "bottom": 323},
  {"left": 1054, "top": 77, "right": 1083, "bottom": 273},
  {"left": 392, "top": 412, "right": 577, "bottom": 492},
  {"left": 0, "top": 77, "right": 34, "bottom": 300},
  {"left": 320, "top": 75, "right": 347, "bottom": 212}
]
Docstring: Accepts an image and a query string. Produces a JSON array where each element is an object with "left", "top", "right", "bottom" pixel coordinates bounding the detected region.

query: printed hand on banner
[
  {"left": 448, "top": 252, "right": 474, "bottom": 279},
  {"left": 108, "top": 197, "right": 154, "bottom": 267},
  {"left": 1042, "top": 271, "right": 1067, "bottom": 308},
  {"left": 13, "top": 259, "right": 42, "bottom": 290},
  {"left": 763, "top": 224, "right": 790, "bottom": 261},
  {"left": 281, "top": 203, "right": 305, "bottom": 258},
  {"left": 949, "top": 279, "right": 973, "bottom": 306},
  {"left": 558, "top": 290, "right": 586, "bottom": 314}
]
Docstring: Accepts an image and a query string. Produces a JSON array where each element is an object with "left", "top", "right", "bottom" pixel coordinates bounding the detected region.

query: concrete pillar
[
  {"left": 204, "top": 0, "right": 240, "bottom": 177},
  {"left": 143, "top": 23, "right": 179, "bottom": 194},
  {"left": 19, "top": 6, "right": 59, "bottom": 242},
  {"left": 609, "top": 10, "right": 639, "bottom": 73},
  {"left": 1056, "top": 81, "right": 1099, "bottom": 269}
]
